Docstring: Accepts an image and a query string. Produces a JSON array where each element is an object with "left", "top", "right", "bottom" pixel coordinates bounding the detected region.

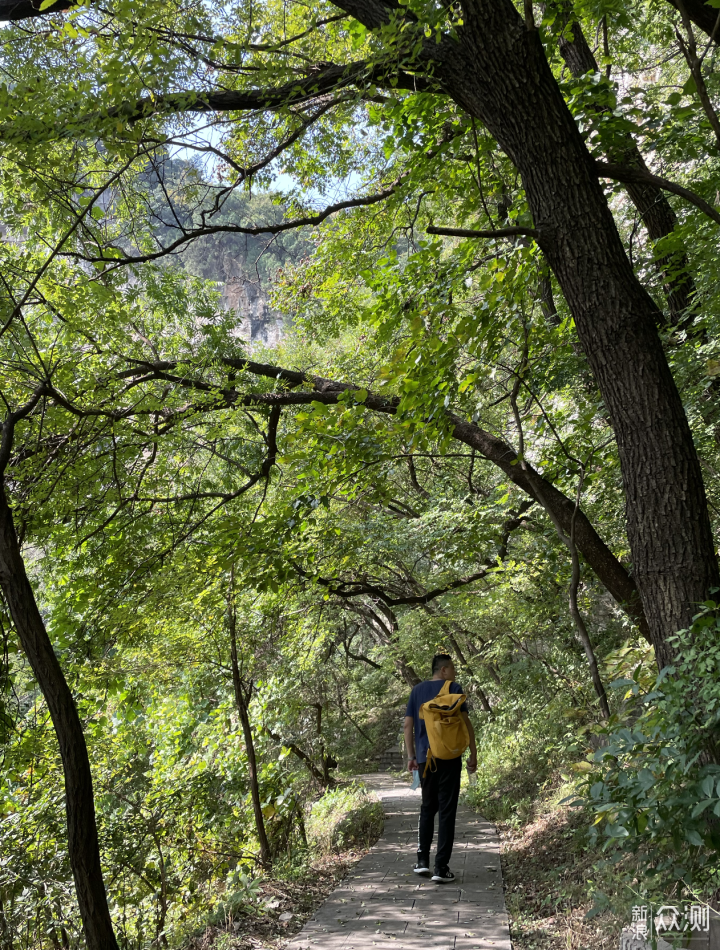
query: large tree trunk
[
  {"left": 0, "top": 490, "right": 119, "bottom": 950},
  {"left": 437, "top": 0, "right": 718, "bottom": 667},
  {"left": 334, "top": 0, "right": 719, "bottom": 664},
  {"left": 666, "top": 0, "right": 720, "bottom": 38}
]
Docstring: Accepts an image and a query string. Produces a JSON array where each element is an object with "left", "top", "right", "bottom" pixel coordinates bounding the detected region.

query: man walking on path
[{"left": 404, "top": 654, "right": 477, "bottom": 883}]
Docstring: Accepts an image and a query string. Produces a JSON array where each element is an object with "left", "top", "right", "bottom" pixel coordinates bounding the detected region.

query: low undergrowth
[
  {"left": 466, "top": 632, "right": 720, "bottom": 948},
  {"left": 464, "top": 697, "right": 639, "bottom": 949},
  {"left": 494, "top": 792, "right": 631, "bottom": 949},
  {"left": 184, "top": 782, "right": 384, "bottom": 950},
  {"left": 306, "top": 783, "right": 384, "bottom": 855},
  {"left": 185, "top": 850, "right": 365, "bottom": 950}
]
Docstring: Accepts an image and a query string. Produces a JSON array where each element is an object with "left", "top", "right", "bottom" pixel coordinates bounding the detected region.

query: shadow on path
[{"left": 285, "top": 773, "right": 512, "bottom": 950}]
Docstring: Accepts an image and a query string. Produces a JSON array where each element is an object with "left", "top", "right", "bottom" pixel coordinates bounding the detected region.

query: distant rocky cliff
[
  {"left": 222, "top": 277, "right": 287, "bottom": 347},
  {"left": 144, "top": 162, "right": 306, "bottom": 347}
]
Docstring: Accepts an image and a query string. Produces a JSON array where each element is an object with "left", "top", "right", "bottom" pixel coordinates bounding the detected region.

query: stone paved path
[{"left": 286, "top": 773, "right": 512, "bottom": 950}]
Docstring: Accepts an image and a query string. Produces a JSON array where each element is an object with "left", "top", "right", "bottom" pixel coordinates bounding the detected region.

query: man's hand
[
  {"left": 404, "top": 715, "right": 417, "bottom": 773},
  {"left": 466, "top": 753, "right": 478, "bottom": 773}
]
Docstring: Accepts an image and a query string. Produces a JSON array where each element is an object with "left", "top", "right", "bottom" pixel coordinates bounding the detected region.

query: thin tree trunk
[
  {"left": 263, "top": 725, "right": 326, "bottom": 785},
  {"left": 444, "top": 632, "right": 493, "bottom": 715},
  {"left": 568, "top": 499, "right": 611, "bottom": 720},
  {"left": 313, "top": 703, "right": 337, "bottom": 785},
  {"left": 226, "top": 586, "right": 272, "bottom": 868},
  {"left": 0, "top": 490, "right": 119, "bottom": 950},
  {"left": 510, "top": 377, "right": 611, "bottom": 717},
  {"left": 0, "top": 897, "right": 11, "bottom": 950},
  {"left": 148, "top": 832, "right": 168, "bottom": 947}
]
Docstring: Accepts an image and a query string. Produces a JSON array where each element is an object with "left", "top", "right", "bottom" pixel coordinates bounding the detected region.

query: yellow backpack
[{"left": 419, "top": 680, "right": 469, "bottom": 776}]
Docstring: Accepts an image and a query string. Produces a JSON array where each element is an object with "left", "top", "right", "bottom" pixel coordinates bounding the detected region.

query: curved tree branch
[
  {"left": 116, "top": 355, "right": 648, "bottom": 638},
  {"left": 595, "top": 160, "right": 720, "bottom": 227}
]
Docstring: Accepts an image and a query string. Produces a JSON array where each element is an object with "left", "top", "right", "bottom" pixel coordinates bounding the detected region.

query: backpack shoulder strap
[{"left": 439, "top": 679, "right": 452, "bottom": 697}]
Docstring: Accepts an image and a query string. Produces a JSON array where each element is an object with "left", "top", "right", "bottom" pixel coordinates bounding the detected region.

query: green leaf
[
  {"left": 606, "top": 823, "right": 629, "bottom": 838},
  {"left": 691, "top": 799, "right": 714, "bottom": 817}
]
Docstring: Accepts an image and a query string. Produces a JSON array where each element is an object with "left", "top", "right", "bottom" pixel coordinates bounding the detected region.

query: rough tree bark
[
  {"left": 666, "top": 0, "right": 720, "bottom": 38},
  {"left": 0, "top": 489, "right": 119, "bottom": 950},
  {"left": 446, "top": 0, "right": 719, "bottom": 666}
]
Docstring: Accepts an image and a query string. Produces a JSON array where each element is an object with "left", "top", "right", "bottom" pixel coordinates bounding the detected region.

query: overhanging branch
[
  {"left": 427, "top": 224, "right": 539, "bottom": 240},
  {"left": 595, "top": 160, "right": 720, "bottom": 227},
  {"left": 69, "top": 179, "right": 408, "bottom": 268},
  {"left": 33, "top": 355, "right": 649, "bottom": 636},
  {"left": 87, "top": 62, "right": 432, "bottom": 127}
]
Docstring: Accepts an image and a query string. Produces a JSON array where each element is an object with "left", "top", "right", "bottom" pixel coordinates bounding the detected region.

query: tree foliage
[{"left": 2, "top": 0, "right": 720, "bottom": 945}]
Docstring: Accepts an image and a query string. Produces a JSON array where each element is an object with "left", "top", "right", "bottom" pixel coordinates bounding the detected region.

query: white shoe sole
[
  {"left": 413, "top": 867, "right": 431, "bottom": 876},
  {"left": 431, "top": 874, "right": 455, "bottom": 883}
]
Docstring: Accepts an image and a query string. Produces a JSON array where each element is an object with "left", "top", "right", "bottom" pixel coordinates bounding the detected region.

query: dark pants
[{"left": 417, "top": 757, "right": 462, "bottom": 870}]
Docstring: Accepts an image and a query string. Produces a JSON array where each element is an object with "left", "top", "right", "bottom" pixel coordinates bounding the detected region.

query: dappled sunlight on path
[{"left": 285, "top": 773, "right": 511, "bottom": 950}]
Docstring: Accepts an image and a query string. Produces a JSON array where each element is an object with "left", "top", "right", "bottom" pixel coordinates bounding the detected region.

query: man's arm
[
  {"left": 404, "top": 715, "right": 418, "bottom": 772},
  {"left": 463, "top": 712, "right": 477, "bottom": 773}
]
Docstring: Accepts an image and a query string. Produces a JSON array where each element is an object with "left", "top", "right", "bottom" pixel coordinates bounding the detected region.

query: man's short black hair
[{"left": 432, "top": 653, "right": 453, "bottom": 674}]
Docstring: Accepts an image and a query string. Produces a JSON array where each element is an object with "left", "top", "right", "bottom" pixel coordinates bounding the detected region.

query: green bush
[
  {"left": 307, "top": 783, "right": 384, "bottom": 854},
  {"left": 574, "top": 604, "right": 720, "bottom": 889},
  {"left": 464, "top": 694, "right": 584, "bottom": 824}
]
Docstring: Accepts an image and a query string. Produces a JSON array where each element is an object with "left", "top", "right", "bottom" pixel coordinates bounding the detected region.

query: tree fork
[{"left": 554, "top": 3, "right": 697, "bottom": 325}]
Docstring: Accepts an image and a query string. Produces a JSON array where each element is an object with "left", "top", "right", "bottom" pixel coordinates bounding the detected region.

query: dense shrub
[{"left": 574, "top": 604, "right": 720, "bottom": 890}]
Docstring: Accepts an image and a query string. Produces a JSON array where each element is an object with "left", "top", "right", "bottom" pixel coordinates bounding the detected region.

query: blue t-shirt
[{"left": 405, "top": 680, "right": 468, "bottom": 764}]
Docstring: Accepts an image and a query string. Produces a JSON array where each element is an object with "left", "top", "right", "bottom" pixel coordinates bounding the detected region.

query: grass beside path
[
  {"left": 464, "top": 757, "right": 640, "bottom": 950},
  {"left": 186, "top": 849, "right": 368, "bottom": 950},
  {"left": 185, "top": 782, "right": 383, "bottom": 950}
]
